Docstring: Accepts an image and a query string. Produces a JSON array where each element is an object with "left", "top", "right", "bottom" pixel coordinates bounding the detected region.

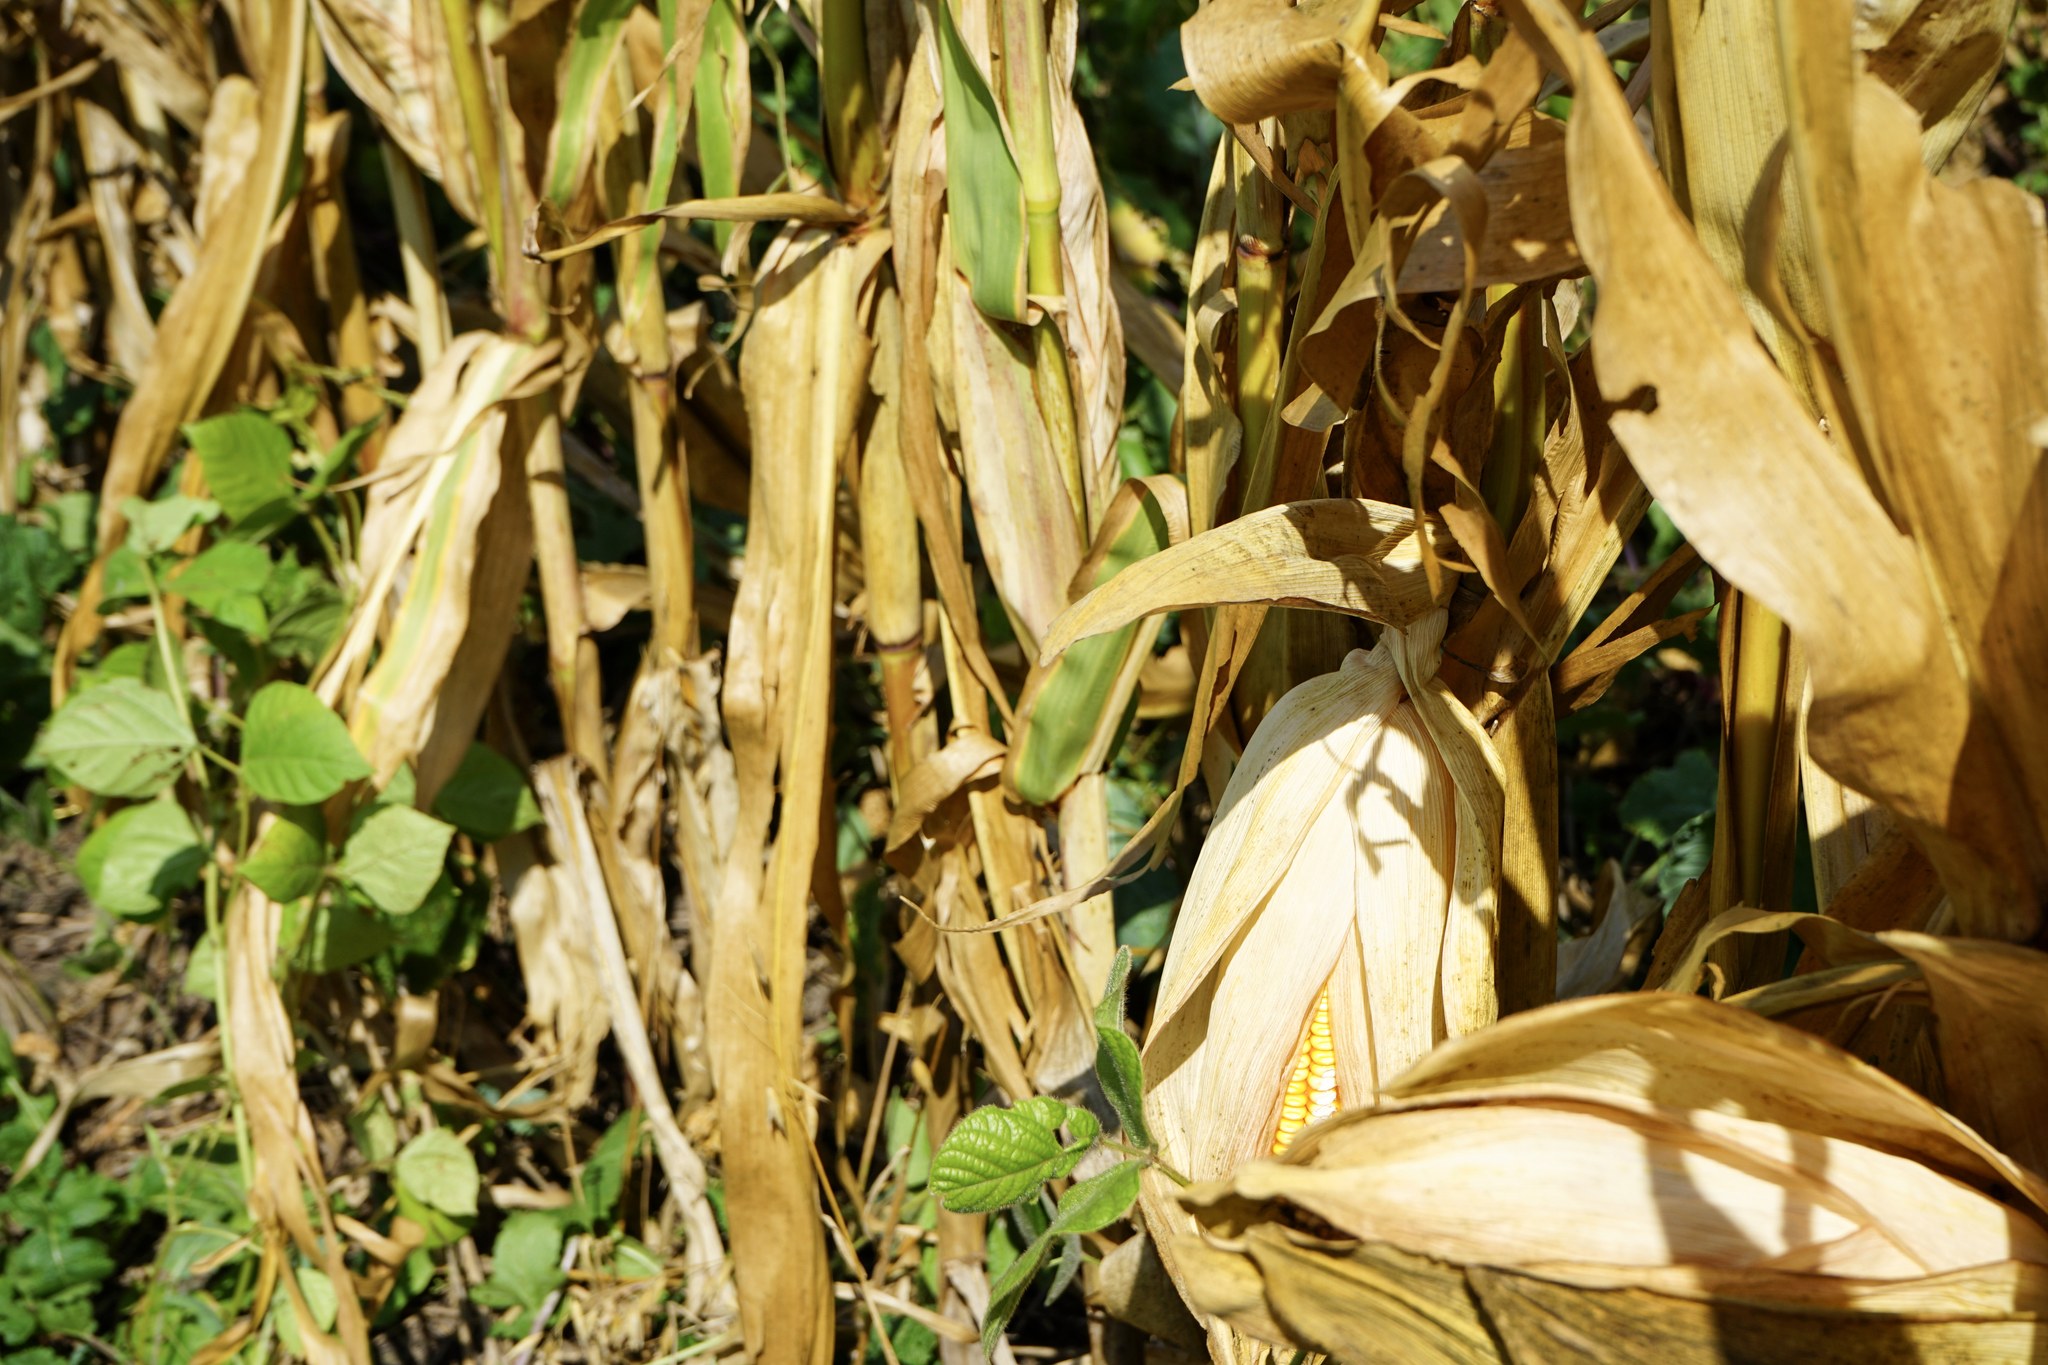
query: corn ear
[{"left": 1170, "top": 994, "right": 2048, "bottom": 1363}]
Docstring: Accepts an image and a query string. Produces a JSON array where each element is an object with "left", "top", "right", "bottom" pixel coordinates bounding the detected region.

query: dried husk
[
  {"left": 1140, "top": 609, "right": 1504, "bottom": 1346},
  {"left": 1170, "top": 995, "right": 2048, "bottom": 1363}
]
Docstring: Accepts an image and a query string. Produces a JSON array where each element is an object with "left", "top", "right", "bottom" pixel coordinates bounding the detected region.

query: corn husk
[
  {"left": 1169, "top": 994, "right": 2048, "bottom": 1364},
  {"left": 1139, "top": 608, "right": 1503, "bottom": 1347}
]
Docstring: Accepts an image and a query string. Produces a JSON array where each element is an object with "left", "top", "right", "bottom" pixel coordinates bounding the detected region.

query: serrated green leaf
[
  {"left": 431, "top": 744, "right": 542, "bottom": 842},
  {"left": 120, "top": 494, "right": 219, "bottom": 556},
  {"left": 341, "top": 805, "right": 454, "bottom": 915},
  {"left": 166, "top": 542, "right": 270, "bottom": 613},
  {"left": 241, "top": 682, "right": 370, "bottom": 804},
  {"left": 185, "top": 411, "right": 295, "bottom": 524},
  {"left": 241, "top": 806, "right": 327, "bottom": 902},
  {"left": 75, "top": 796, "right": 204, "bottom": 918},
  {"left": 37, "top": 678, "right": 194, "bottom": 797},
  {"left": 393, "top": 1128, "right": 479, "bottom": 1218},
  {"left": 929, "top": 1102, "right": 1095, "bottom": 1213},
  {"left": 981, "top": 1230, "right": 1051, "bottom": 1357},
  {"left": 1047, "top": 1159, "right": 1141, "bottom": 1236},
  {"left": 934, "top": 0, "right": 1028, "bottom": 323}
]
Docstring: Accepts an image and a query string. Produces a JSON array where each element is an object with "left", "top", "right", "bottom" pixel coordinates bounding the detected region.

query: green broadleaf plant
[
  {"left": 241, "top": 681, "right": 371, "bottom": 804},
  {"left": 37, "top": 678, "right": 195, "bottom": 798},
  {"left": 341, "top": 805, "right": 455, "bottom": 915}
]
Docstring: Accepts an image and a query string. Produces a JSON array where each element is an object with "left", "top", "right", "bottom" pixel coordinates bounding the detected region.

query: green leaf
[
  {"left": 472, "top": 1211, "right": 566, "bottom": 1312},
  {"left": 185, "top": 411, "right": 295, "bottom": 525},
  {"left": 431, "top": 744, "right": 542, "bottom": 842},
  {"left": 341, "top": 805, "right": 454, "bottom": 915},
  {"left": 1092, "top": 946, "right": 1153, "bottom": 1149},
  {"left": 36, "top": 678, "right": 194, "bottom": 797},
  {"left": 241, "top": 806, "right": 327, "bottom": 902},
  {"left": 0, "top": 518, "right": 73, "bottom": 640},
  {"left": 75, "top": 796, "right": 205, "bottom": 917},
  {"left": 120, "top": 494, "right": 219, "bottom": 556},
  {"left": 98, "top": 544, "right": 150, "bottom": 604},
  {"left": 1047, "top": 1159, "right": 1141, "bottom": 1236},
  {"left": 1044, "top": 1232, "right": 1084, "bottom": 1308},
  {"left": 929, "top": 1100, "right": 1096, "bottom": 1213},
  {"left": 576, "top": 1109, "right": 640, "bottom": 1226},
  {"left": 1619, "top": 749, "right": 1718, "bottom": 847},
  {"left": 241, "top": 682, "right": 370, "bottom": 804},
  {"left": 4, "top": 1231, "right": 116, "bottom": 1297},
  {"left": 934, "top": 0, "right": 1028, "bottom": 322},
  {"left": 1008, "top": 488, "right": 1174, "bottom": 804},
  {"left": 543, "top": 0, "right": 640, "bottom": 206},
  {"left": 981, "top": 1230, "right": 1052, "bottom": 1356},
  {"left": 167, "top": 541, "right": 271, "bottom": 638},
  {"left": 393, "top": 1128, "right": 479, "bottom": 1219},
  {"left": 166, "top": 541, "right": 270, "bottom": 611},
  {"left": 293, "top": 900, "right": 393, "bottom": 974},
  {"left": 270, "top": 1266, "right": 338, "bottom": 1358}
]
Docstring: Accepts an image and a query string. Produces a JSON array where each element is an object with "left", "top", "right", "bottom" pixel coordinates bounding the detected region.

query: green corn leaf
[
  {"left": 241, "top": 682, "right": 371, "bottom": 804},
  {"left": 692, "top": 0, "right": 748, "bottom": 253},
  {"left": 543, "top": 0, "right": 640, "bottom": 208},
  {"left": 1007, "top": 479, "right": 1180, "bottom": 805},
  {"left": 934, "top": 0, "right": 1029, "bottom": 323},
  {"left": 36, "top": 678, "right": 195, "bottom": 798}
]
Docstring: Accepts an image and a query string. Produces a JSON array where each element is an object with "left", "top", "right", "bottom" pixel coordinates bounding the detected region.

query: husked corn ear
[{"left": 1272, "top": 988, "right": 1339, "bottom": 1154}]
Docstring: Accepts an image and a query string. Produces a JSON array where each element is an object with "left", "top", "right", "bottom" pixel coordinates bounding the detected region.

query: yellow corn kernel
[{"left": 1271, "top": 989, "right": 1340, "bottom": 1155}]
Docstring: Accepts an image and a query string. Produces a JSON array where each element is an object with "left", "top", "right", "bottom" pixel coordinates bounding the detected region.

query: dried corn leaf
[{"left": 1039, "top": 499, "right": 1453, "bottom": 664}]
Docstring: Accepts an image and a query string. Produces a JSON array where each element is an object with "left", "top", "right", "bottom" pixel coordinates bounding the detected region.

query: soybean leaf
[
  {"left": 75, "top": 797, "right": 204, "bottom": 918},
  {"left": 36, "top": 679, "right": 194, "bottom": 797},
  {"left": 292, "top": 901, "right": 393, "bottom": 975},
  {"left": 981, "top": 1230, "right": 1051, "bottom": 1358},
  {"left": 431, "top": 744, "right": 542, "bottom": 842},
  {"left": 185, "top": 412, "right": 295, "bottom": 525},
  {"left": 120, "top": 495, "right": 219, "bottom": 556},
  {"left": 1047, "top": 1159, "right": 1142, "bottom": 1237},
  {"left": 341, "top": 805, "right": 454, "bottom": 915},
  {"left": 241, "top": 806, "right": 327, "bottom": 902},
  {"left": 930, "top": 1102, "right": 1097, "bottom": 1213},
  {"left": 393, "top": 1128, "right": 479, "bottom": 1219},
  {"left": 1092, "top": 946, "right": 1153, "bottom": 1148},
  {"left": 241, "top": 682, "right": 370, "bottom": 804}
]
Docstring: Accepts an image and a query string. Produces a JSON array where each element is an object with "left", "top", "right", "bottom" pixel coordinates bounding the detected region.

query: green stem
[
  {"left": 820, "top": 0, "right": 883, "bottom": 205},
  {"left": 437, "top": 0, "right": 507, "bottom": 291}
]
